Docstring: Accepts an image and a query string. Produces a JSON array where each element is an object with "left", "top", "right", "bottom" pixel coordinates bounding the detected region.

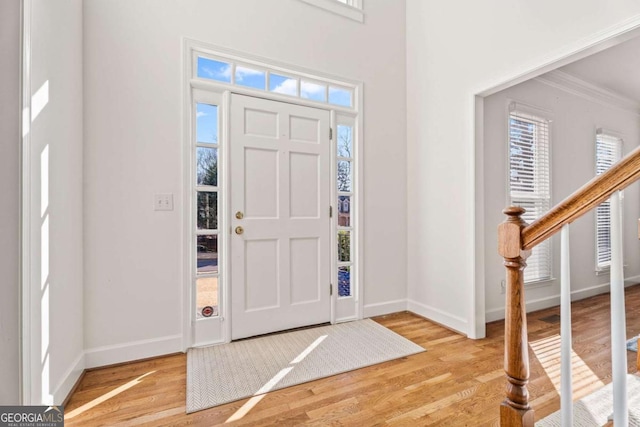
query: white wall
[
  {"left": 0, "top": 0, "right": 21, "bottom": 406},
  {"left": 483, "top": 78, "right": 640, "bottom": 321},
  {"left": 406, "top": 0, "right": 640, "bottom": 338},
  {"left": 26, "top": 0, "right": 84, "bottom": 404},
  {"left": 83, "top": 0, "right": 407, "bottom": 366}
]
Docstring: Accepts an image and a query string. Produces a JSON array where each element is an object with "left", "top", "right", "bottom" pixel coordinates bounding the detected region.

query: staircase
[{"left": 498, "top": 144, "right": 640, "bottom": 426}]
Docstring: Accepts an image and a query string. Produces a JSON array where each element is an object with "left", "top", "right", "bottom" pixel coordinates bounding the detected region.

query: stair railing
[{"left": 498, "top": 144, "right": 640, "bottom": 426}]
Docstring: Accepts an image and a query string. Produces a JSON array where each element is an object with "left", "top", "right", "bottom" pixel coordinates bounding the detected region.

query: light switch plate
[{"left": 154, "top": 194, "right": 174, "bottom": 211}]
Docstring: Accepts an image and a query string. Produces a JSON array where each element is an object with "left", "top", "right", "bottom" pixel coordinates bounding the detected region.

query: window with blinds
[
  {"left": 508, "top": 108, "right": 552, "bottom": 283},
  {"left": 595, "top": 131, "right": 622, "bottom": 270}
]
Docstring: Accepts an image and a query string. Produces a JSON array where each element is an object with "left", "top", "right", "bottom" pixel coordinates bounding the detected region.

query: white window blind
[
  {"left": 595, "top": 131, "right": 622, "bottom": 270},
  {"left": 509, "top": 108, "right": 551, "bottom": 283}
]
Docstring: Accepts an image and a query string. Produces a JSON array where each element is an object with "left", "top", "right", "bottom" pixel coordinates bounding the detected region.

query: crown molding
[{"left": 535, "top": 70, "right": 640, "bottom": 116}]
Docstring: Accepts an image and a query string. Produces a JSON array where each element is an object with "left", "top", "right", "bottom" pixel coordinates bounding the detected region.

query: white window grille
[{"left": 195, "top": 54, "right": 355, "bottom": 109}]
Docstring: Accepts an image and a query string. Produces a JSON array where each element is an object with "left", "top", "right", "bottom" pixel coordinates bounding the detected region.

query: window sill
[
  {"left": 595, "top": 264, "right": 627, "bottom": 276},
  {"left": 298, "top": 0, "right": 364, "bottom": 23}
]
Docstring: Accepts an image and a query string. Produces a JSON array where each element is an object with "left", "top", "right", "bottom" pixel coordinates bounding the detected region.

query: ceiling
[{"left": 558, "top": 35, "right": 640, "bottom": 102}]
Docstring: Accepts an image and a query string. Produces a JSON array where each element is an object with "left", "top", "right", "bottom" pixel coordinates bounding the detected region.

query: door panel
[
  {"left": 244, "top": 148, "right": 279, "bottom": 218},
  {"left": 289, "top": 115, "right": 320, "bottom": 143},
  {"left": 230, "top": 94, "right": 331, "bottom": 340},
  {"left": 289, "top": 152, "right": 320, "bottom": 218},
  {"left": 290, "top": 237, "right": 320, "bottom": 304},
  {"left": 244, "top": 239, "right": 279, "bottom": 311},
  {"left": 244, "top": 108, "right": 279, "bottom": 138}
]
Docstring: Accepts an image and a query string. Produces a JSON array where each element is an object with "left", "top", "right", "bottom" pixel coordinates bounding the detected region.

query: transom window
[
  {"left": 508, "top": 106, "right": 552, "bottom": 283},
  {"left": 195, "top": 55, "right": 355, "bottom": 108},
  {"left": 595, "top": 130, "right": 623, "bottom": 271}
]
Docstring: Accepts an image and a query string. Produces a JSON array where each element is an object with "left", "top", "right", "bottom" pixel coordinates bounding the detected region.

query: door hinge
[
  {"left": 330, "top": 283, "right": 333, "bottom": 296},
  {"left": 329, "top": 205, "right": 333, "bottom": 218},
  {"left": 330, "top": 127, "right": 333, "bottom": 140}
]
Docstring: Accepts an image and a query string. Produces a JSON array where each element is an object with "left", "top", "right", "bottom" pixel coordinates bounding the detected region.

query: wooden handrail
[
  {"left": 498, "top": 143, "right": 640, "bottom": 426},
  {"left": 522, "top": 144, "right": 640, "bottom": 250}
]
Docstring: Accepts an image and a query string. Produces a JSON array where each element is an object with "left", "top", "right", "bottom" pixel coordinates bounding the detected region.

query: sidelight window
[
  {"left": 336, "top": 119, "right": 355, "bottom": 297},
  {"left": 194, "top": 102, "right": 220, "bottom": 318}
]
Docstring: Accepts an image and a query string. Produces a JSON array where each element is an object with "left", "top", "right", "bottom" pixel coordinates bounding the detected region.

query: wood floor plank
[{"left": 64, "top": 284, "right": 640, "bottom": 426}]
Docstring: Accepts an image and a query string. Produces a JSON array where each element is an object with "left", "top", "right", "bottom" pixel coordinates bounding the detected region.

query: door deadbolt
[
  {"left": 235, "top": 226, "right": 244, "bottom": 235},
  {"left": 235, "top": 211, "right": 244, "bottom": 220}
]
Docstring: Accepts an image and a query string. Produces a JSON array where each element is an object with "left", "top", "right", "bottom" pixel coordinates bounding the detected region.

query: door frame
[
  {"left": 471, "top": 22, "right": 640, "bottom": 339},
  {"left": 182, "top": 40, "right": 364, "bottom": 348}
]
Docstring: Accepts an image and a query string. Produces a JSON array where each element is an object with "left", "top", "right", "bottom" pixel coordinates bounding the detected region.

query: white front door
[{"left": 230, "top": 94, "right": 331, "bottom": 340}]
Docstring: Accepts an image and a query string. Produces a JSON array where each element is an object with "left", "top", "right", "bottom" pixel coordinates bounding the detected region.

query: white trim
[
  {"left": 297, "top": 0, "right": 364, "bottom": 23},
  {"left": 191, "top": 79, "right": 356, "bottom": 116},
  {"left": 485, "top": 275, "right": 640, "bottom": 322},
  {"left": 194, "top": 317, "right": 225, "bottom": 347},
  {"left": 330, "top": 110, "right": 337, "bottom": 324},
  {"left": 355, "top": 83, "right": 364, "bottom": 321},
  {"left": 508, "top": 100, "right": 554, "bottom": 118},
  {"left": 363, "top": 299, "right": 407, "bottom": 318},
  {"left": 407, "top": 299, "right": 468, "bottom": 335},
  {"left": 52, "top": 352, "right": 84, "bottom": 404},
  {"left": 471, "top": 96, "right": 486, "bottom": 339},
  {"left": 475, "top": 15, "right": 640, "bottom": 97},
  {"left": 20, "top": 0, "right": 31, "bottom": 405},
  {"left": 181, "top": 36, "right": 191, "bottom": 353},
  {"left": 597, "top": 127, "right": 626, "bottom": 140},
  {"left": 535, "top": 70, "right": 640, "bottom": 116},
  {"left": 335, "top": 315, "right": 358, "bottom": 323},
  {"left": 221, "top": 90, "right": 231, "bottom": 343},
  {"left": 84, "top": 335, "right": 182, "bottom": 369},
  {"left": 473, "top": 15, "right": 640, "bottom": 343}
]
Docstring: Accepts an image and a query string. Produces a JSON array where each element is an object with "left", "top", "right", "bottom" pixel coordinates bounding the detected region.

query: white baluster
[
  {"left": 560, "top": 224, "right": 573, "bottom": 427},
  {"left": 610, "top": 190, "right": 628, "bottom": 426}
]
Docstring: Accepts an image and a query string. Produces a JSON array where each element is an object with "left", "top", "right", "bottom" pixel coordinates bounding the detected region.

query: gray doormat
[{"left": 186, "top": 319, "right": 424, "bottom": 413}]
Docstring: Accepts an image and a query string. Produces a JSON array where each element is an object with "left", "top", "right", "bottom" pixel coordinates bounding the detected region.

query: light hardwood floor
[{"left": 64, "top": 285, "right": 640, "bottom": 426}]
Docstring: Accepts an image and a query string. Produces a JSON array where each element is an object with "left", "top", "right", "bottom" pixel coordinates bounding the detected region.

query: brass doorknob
[
  {"left": 235, "top": 211, "right": 244, "bottom": 220},
  {"left": 235, "top": 226, "right": 244, "bottom": 235}
]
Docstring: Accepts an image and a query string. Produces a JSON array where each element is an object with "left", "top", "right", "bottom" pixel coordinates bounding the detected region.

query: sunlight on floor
[
  {"left": 225, "top": 335, "right": 328, "bottom": 423},
  {"left": 64, "top": 371, "right": 156, "bottom": 420},
  {"left": 530, "top": 334, "right": 605, "bottom": 399}
]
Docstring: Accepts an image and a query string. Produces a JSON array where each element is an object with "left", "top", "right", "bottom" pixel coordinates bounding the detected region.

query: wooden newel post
[{"left": 498, "top": 206, "right": 534, "bottom": 427}]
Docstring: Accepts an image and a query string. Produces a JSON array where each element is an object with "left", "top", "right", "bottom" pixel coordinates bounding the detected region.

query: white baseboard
[
  {"left": 486, "top": 276, "right": 640, "bottom": 322},
  {"left": 406, "top": 299, "right": 468, "bottom": 335},
  {"left": 626, "top": 274, "right": 640, "bottom": 285},
  {"left": 363, "top": 299, "right": 407, "bottom": 318},
  {"left": 52, "top": 351, "right": 85, "bottom": 404},
  {"left": 84, "top": 334, "right": 183, "bottom": 369}
]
